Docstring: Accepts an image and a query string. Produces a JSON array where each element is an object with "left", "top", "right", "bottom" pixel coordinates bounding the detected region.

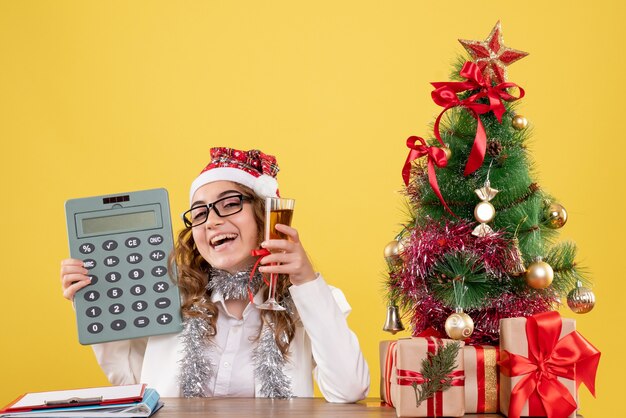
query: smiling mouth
[{"left": 210, "top": 233, "right": 238, "bottom": 248}]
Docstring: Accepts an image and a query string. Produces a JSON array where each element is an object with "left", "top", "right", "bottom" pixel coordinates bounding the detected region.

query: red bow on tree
[
  {"left": 499, "top": 311, "right": 600, "bottom": 418},
  {"left": 402, "top": 136, "right": 453, "bottom": 216},
  {"left": 431, "top": 61, "right": 524, "bottom": 176}
]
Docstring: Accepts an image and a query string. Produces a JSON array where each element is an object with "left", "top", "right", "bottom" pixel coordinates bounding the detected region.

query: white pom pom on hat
[{"left": 189, "top": 148, "right": 280, "bottom": 203}]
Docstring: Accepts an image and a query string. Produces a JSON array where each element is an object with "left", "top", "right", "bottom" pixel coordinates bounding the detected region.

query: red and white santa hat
[{"left": 190, "top": 147, "right": 280, "bottom": 203}]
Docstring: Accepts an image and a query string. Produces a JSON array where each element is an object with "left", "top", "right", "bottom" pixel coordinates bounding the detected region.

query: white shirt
[
  {"left": 207, "top": 290, "right": 260, "bottom": 396},
  {"left": 91, "top": 275, "right": 370, "bottom": 402}
]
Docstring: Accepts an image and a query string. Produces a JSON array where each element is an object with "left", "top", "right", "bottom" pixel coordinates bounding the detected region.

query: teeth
[{"left": 210, "top": 233, "right": 237, "bottom": 246}]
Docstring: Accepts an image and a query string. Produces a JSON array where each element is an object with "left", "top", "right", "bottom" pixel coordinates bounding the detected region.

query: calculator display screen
[{"left": 81, "top": 211, "right": 157, "bottom": 235}]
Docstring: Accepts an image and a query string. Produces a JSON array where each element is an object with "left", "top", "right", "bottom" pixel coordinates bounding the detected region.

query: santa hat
[{"left": 189, "top": 147, "right": 280, "bottom": 203}]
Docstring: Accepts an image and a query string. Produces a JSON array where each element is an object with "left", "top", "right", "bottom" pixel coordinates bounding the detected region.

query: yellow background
[{"left": 0, "top": 1, "right": 623, "bottom": 415}]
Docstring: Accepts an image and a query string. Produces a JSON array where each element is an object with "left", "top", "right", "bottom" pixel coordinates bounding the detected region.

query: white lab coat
[{"left": 91, "top": 275, "right": 370, "bottom": 402}]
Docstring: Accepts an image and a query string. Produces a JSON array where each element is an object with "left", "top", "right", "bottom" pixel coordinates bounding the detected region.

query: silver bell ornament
[{"left": 382, "top": 304, "right": 405, "bottom": 334}]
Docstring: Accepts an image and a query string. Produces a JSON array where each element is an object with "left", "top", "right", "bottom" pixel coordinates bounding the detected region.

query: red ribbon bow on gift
[
  {"left": 402, "top": 136, "right": 453, "bottom": 216},
  {"left": 499, "top": 311, "right": 601, "bottom": 418},
  {"left": 431, "top": 61, "right": 524, "bottom": 176}
]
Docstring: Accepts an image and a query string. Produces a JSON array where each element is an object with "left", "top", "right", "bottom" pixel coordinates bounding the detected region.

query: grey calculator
[{"left": 65, "top": 188, "right": 183, "bottom": 345}]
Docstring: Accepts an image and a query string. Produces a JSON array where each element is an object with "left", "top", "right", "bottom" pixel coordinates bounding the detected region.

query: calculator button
[
  {"left": 85, "top": 306, "right": 102, "bottom": 318},
  {"left": 155, "top": 297, "right": 171, "bottom": 309},
  {"left": 109, "top": 303, "right": 125, "bottom": 315},
  {"left": 87, "top": 274, "right": 98, "bottom": 285},
  {"left": 128, "top": 269, "right": 145, "bottom": 280},
  {"left": 102, "top": 240, "right": 118, "bottom": 251},
  {"left": 103, "top": 256, "right": 120, "bottom": 267},
  {"left": 84, "top": 290, "right": 100, "bottom": 302},
  {"left": 153, "top": 282, "right": 169, "bottom": 293},
  {"left": 134, "top": 317, "right": 150, "bottom": 328},
  {"left": 107, "top": 287, "right": 123, "bottom": 298},
  {"left": 150, "top": 250, "right": 166, "bottom": 261},
  {"left": 148, "top": 234, "right": 164, "bottom": 245},
  {"left": 132, "top": 300, "right": 148, "bottom": 312},
  {"left": 130, "top": 284, "right": 146, "bottom": 296},
  {"left": 83, "top": 259, "right": 97, "bottom": 270},
  {"left": 127, "top": 253, "right": 143, "bottom": 264},
  {"left": 87, "top": 322, "right": 104, "bottom": 334},
  {"left": 111, "top": 320, "right": 127, "bottom": 331},
  {"left": 105, "top": 272, "right": 121, "bottom": 283},
  {"left": 125, "top": 237, "right": 141, "bottom": 248},
  {"left": 157, "top": 314, "right": 173, "bottom": 325},
  {"left": 79, "top": 243, "right": 95, "bottom": 254},
  {"left": 151, "top": 266, "right": 167, "bottom": 277}
]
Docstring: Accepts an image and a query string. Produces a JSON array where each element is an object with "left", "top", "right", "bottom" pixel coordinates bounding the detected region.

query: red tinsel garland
[{"left": 392, "top": 219, "right": 558, "bottom": 344}]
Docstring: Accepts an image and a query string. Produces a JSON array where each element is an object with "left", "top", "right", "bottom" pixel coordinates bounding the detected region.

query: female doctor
[{"left": 60, "top": 147, "right": 370, "bottom": 401}]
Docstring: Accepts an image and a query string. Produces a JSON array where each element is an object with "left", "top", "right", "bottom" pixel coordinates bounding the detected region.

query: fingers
[
  {"left": 258, "top": 226, "right": 316, "bottom": 284},
  {"left": 60, "top": 258, "right": 91, "bottom": 301},
  {"left": 273, "top": 223, "right": 300, "bottom": 243},
  {"left": 63, "top": 279, "right": 92, "bottom": 301}
]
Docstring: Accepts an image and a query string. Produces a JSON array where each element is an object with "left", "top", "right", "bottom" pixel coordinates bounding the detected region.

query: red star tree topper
[{"left": 458, "top": 21, "right": 528, "bottom": 84}]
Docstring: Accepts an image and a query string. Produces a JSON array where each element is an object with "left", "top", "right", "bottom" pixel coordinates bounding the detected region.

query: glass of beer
[{"left": 257, "top": 197, "right": 295, "bottom": 311}]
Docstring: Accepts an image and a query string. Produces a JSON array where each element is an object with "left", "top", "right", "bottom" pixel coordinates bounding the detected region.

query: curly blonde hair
[{"left": 167, "top": 184, "right": 296, "bottom": 355}]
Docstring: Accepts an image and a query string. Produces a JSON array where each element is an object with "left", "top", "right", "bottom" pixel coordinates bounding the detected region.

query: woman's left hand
[{"left": 258, "top": 224, "right": 316, "bottom": 285}]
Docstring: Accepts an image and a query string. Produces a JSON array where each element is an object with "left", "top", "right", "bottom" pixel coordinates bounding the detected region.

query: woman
[{"left": 61, "top": 147, "right": 370, "bottom": 402}]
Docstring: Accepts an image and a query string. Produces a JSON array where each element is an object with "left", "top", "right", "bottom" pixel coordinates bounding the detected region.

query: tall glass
[{"left": 256, "top": 197, "right": 295, "bottom": 311}]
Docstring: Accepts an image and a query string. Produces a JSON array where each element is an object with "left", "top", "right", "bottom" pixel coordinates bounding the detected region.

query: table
[{"left": 156, "top": 397, "right": 502, "bottom": 417}]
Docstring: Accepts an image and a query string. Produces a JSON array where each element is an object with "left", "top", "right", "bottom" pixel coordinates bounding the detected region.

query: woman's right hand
[{"left": 60, "top": 258, "right": 91, "bottom": 301}]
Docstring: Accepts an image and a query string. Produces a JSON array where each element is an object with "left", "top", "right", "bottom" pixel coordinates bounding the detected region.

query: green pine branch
[
  {"left": 412, "top": 341, "right": 461, "bottom": 412},
  {"left": 545, "top": 241, "right": 589, "bottom": 294},
  {"left": 428, "top": 252, "right": 491, "bottom": 309}
]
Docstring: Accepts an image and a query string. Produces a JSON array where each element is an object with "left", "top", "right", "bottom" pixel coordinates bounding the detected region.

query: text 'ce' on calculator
[{"left": 65, "top": 188, "right": 182, "bottom": 345}]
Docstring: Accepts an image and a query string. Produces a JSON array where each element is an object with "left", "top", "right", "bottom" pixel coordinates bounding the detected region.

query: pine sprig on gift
[{"left": 412, "top": 341, "right": 461, "bottom": 411}]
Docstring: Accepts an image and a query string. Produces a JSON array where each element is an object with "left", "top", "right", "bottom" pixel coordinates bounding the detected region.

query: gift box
[
  {"left": 499, "top": 311, "right": 600, "bottom": 418},
  {"left": 463, "top": 345, "right": 499, "bottom": 413},
  {"left": 379, "top": 340, "right": 394, "bottom": 405},
  {"left": 389, "top": 337, "right": 465, "bottom": 417}
]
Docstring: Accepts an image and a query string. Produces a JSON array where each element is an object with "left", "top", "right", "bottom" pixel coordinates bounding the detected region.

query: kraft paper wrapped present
[
  {"left": 379, "top": 340, "right": 394, "bottom": 405},
  {"left": 463, "top": 345, "right": 499, "bottom": 413},
  {"left": 499, "top": 311, "right": 600, "bottom": 418},
  {"left": 389, "top": 337, "right": 465, "bottom": 417}
]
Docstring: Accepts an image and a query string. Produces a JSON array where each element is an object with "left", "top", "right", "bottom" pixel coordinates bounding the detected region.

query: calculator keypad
[{"left": 78, "top": 230, "right": 179, "bottom": 343}]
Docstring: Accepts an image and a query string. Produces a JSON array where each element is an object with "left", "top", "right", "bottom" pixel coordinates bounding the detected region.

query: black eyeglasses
[{"left": 182, "top": 194, "right": 253, "bottom": 228}]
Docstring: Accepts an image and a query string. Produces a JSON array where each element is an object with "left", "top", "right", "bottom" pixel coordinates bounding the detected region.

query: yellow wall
[{"left": 0, "top": 1, "right": 623, "bottom": 415}]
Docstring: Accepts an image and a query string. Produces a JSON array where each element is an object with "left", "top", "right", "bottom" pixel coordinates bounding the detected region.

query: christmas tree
[{"left": 384, "top": 21, "right": 596, "bottom": 345}]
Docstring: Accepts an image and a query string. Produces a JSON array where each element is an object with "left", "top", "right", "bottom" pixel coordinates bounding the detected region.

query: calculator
[{"left": 65, "top": 188, "right": 183, "bottom": 345}]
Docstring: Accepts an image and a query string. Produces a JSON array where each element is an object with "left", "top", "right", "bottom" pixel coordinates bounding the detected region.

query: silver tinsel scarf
[
  {"left": 253, "top": 321, "right": 292, "bottom": 398},
  {"left": 179, "top": 304, "right": 215, "bottom": 398},
  {"left": 178, "top": 268, "right": 292, "bottom": 398},
  {"left": 206, "top": 267, "right": 263, "bottom": 300}
]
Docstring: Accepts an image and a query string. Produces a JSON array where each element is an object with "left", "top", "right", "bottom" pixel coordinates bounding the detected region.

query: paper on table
[
  {"left": 8, "top": 385, "right": 145, "bottom": 410},
  {"left": 1, "top": 389, "right": 160, "bottom": 418}
]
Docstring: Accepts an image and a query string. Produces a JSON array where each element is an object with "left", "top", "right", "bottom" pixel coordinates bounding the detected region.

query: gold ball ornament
[
  {"left": 567, "top": 283, "right": 596, "bottom": 314},
  {"left": 444, "top": 311, "right": 474, "bottom": 340},
  {"left": 545, "top": 203, "right": 568, "bottom": 229},
  {"left": 511, "top": 115, "right": 528, "bottom": 130},
  {"left": 383, "top": 240, "right": 401, "bottom": 263},
  {"left": 525, "top": 260, "right": 554, "bottom": 289},
  {"left": 442, "top": 146, "right": 452, "bottom": 161},
  {"left": 474, "top": 201, "right": 496, "bottom": 223}
]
